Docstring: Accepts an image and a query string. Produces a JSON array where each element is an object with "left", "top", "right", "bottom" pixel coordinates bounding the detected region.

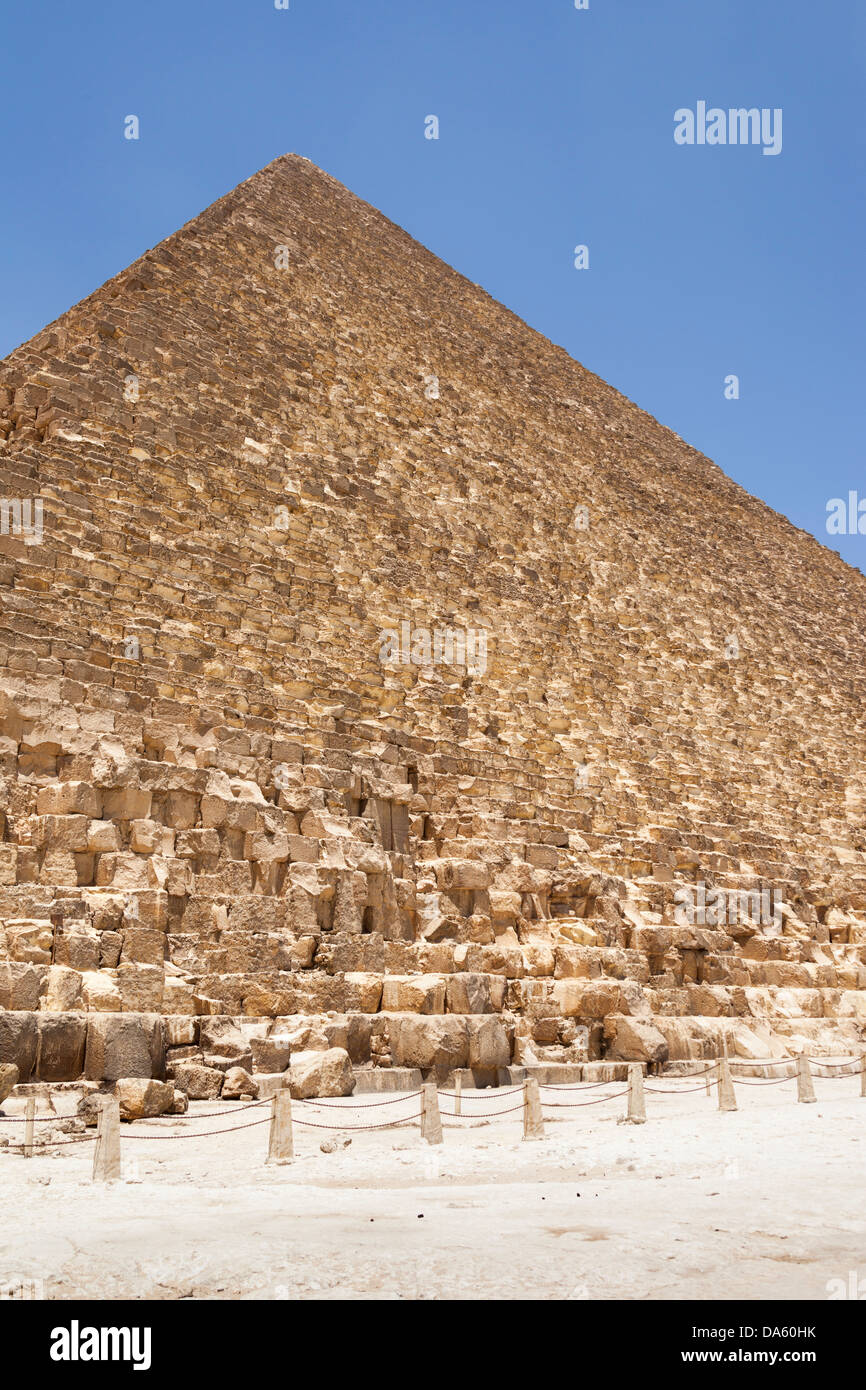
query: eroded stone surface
[{"left": 0, "top": 155, "right": 864, "bottom": 1080}]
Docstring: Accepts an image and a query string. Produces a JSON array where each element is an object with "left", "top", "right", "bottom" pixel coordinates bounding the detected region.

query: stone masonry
[{"left": 1, "top": 155, "right": 865, "bottom": 1090}]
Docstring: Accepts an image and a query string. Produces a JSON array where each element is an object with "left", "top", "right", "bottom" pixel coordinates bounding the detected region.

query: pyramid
[{"left": 1, "top": 154, "right": 864, "bottom": 1090}]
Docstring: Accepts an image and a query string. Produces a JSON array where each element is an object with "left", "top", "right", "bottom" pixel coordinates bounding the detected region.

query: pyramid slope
[{"left": 0, "top": 155, "right": 864, "bottom": 1085}]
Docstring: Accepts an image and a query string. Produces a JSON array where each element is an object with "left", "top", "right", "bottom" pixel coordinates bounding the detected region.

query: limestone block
[
  {"left": 39, "top": 849, "right": 79, "bottom": 887},
  {"left": 250, "top": 1037, "right": 291, "bottom": 1073},
  {"left": 164, "top": 791, "right": 198, "bottom": 829},
  {"left": 417, "top": 893, "right": 461, "bottom": 943},
  {"left": 129, "top": 819, "right": 161, "bottom": 853},
  {"left": 172, "top": 1062, "right": 223, "bottom": 1099},
  {"left": 199, "top": 1017, "right": 252, "bottom": 1059},
  {"left": 604, "top": 1014, "right": 669, "bottom": 1064},
  {"left": 467, "top": 1015, "right": 511, "bottom": 1069},
  {"left": 559, "top": 922, "right": 601, "bottom": 947},
  {"left": 0, "top": 1012, "right": 39, "bottom": 1080},
  {"left": 81, "top": 971, "right": 122, "bottom": 1011},
  {"left": 381, "top": 974, "right": 446, "bottom": 1014},
  {"left": 84, "top": 1012, "right": 165, "bottom": 1081},
  {"left": 388, "top": 1014, "right": 470, "bottom": 1070},
  {"left": 241, "top": 977, "right": 296, "bottom": 1017},
  {"left": 42, "top": 964, "right": 83, "bottom": 1011},
  {"left": 287, "top": 835, "right": 320, "bottom": 863},
  {"left": 5, "top": 918, "right": 53, "bottom": 964},
  {"left": 95, "top": 854, "right": 151, "bottom": 890},
  {"left": 99, "top": 932, "right": 123, "bottom": 969},
  {"left": 201, "top": 794, "right": 230, "bottom": 828},
  {"left": 0, "top": 1062, "right": 19, "bottom": 1104},
  {"left": 164, "top": 1016, "right": 197, "bottom": 1046},
  {"left": 436, "top": 859, "right": 491, "bottom": 891},
  {"left": 446, "top": 972, "right": 494, "bottom": 1014},
  {"left": 526, "top": 845, "right": 559, "bottom": 870},
  {"left": 0, "top": 846, "right": 17, "bottom": 886},
  {"left": 54, "top": 931, "right": 100, "bottom": 972},
  {"left": 36, "top": 814, "right": 89, "bottom": 851},
  {"left": 35, "top": 1012, "right": 87, "bottom": 1080},
  {"left": 118, "top": 963, "right": 164, "bottom": 1012},
  {"left": 489, "top": 890, "right": 522, "bottom": 926},
  {"left": 130, "top": 891, "right": 170, "bottom": 930},
  {"left": 162, "top": 977, "right": 198, "bottom": 1014},
  {"left": 36, "top": 783, "right": 102, "bottom": 818},
  {"left": 115, "top": 1077, "right": 175, "bottom": 1120},
  {"left": 243, "top": 829, "right": 289, "bottom": 863},
  {"left": 0, "top": 961, "right": 47, "bottom": 1011},
  {"left": 835, "top": 990, "right": 866, "bottom": 1023},
  {"left": 176, "top": 828, "right": 221, "bottom": 858},
  {"left": 120, "top": 927, "right": 166, "bottom": 967},
  {"left": 289, "top": 1046, "right": 354, "bottom": 1099},
  {"left": 102, "top": 788, "right": 152, "bottom": 821},
  {"left": 521, "top": 944, "right": 556, "bottom": 977},
  {"left": 344, "top": 971, "right": 383, "bottom": 1013},
  {"left": 552, "top": 979, "right": 622, "bottom": 1019},
  {"left": 87, "top": 819, "right": 120, "bottom": 852},
  {"left": 221, "top": 1066, "right": 259, "bottom": 1099}
]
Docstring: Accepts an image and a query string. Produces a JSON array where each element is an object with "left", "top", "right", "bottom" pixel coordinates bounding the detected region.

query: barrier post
[
  {"left": 625, "top": 1063, "right": 646, "bottom": 1124},
  {"left": 92, "top": 1096, "right": 121, "bottom": 1182},
  {"left": 522, "top": 1077, "right": 544, "bottom": 1140},
  {"left": 797, "top": 1054, "right": 816, "bottom": 1104},
  {"left": 267, "top": 1090, "right": 293, "bottom": 1164},
  {"left": 421, "top": 1083, "right": 442, "bottom": 1145},
  {"left": 24, "top": 1097, "right": 35, "bottom": 1158},
  {"left": 705, "top": 1062, "right": 714, "bottom": 1097},
  {"left": 861, "top": 1048, "right": 866, "bottom": 1099},
  {"left": 718, "top": 1040, "right": 737, "bottom": 1113},
  {"left": 455, "top": 1072, "right": 462, "bottom": 1117}
]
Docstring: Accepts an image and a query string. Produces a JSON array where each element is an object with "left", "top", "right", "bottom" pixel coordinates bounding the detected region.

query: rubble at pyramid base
[{"left": 0, "top": 710, "right": 862, "bottom": 1097}]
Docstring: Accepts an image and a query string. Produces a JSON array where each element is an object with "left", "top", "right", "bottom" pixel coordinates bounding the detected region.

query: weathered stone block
[
  {"left": 84, "top": 1013, "right": 165, "bottom": 1081},
  {"left": 0, "top": 1011, "right": 40, "bottom": 1081},
  {"left": 172, "top": 1062, "right": 223, "bottom": 1099},
  {"left": 115, "top": 1077, "right": 175, "bottom": 1120},
  {"left": 603, "top": 1014, "right": 669, "bottom": 1064},
  {"left": 289, "top": 1047, "right": 354, "bottom": 1099},
  {"left": 387, "top": 1014, "right": 470, "bottom": 1070},
  {"left": 37, "top": 1012, "right": 87, "bottom": 1080},
  {"left": 381, "top": 974, "right": 445, "bottom": 1014}
]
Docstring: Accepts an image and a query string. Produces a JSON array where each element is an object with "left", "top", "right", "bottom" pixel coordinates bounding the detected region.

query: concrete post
[
  {"left": 267, "top": 1090, "right": 293, "bottom": 1164},
  {"left": 522, "top": 1077, "right": 544, "bottom": 1140},
  {"left": 454, "top": 1072, "right": 462, "bottom": 1117},
  {"left": 24, "top": 1097, "right": 35, "bottom": 1158},
  {"left": 92, "top": 1095, "right": 121, "bottom": 1182},
  {"left": 705, "top": 1062, "right": 714, "bottom": 1096},
  {"left": 797, "top": 1054, "right": 816, "bottom": 1104},
  {"left": 626, "top": 1063, "right": 646, "bottom": 1124},
  {"left": 717, "top": 1056, "right": 737, "bottom": 1112},
  {"left": 421, "top": 1083, "right": 442, "bottom": 1145}
]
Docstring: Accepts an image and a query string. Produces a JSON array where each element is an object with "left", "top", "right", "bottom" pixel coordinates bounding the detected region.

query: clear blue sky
[{"left": 2, "top": 0, "right": 864, "bottom": 567}]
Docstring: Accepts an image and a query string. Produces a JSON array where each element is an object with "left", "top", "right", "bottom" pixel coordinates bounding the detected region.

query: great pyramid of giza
[{"left": 1, "top": 154, "right": 864, "bottom": 1091}]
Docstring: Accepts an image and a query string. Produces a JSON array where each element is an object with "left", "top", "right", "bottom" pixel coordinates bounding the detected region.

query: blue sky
[{"left": 2, "top": 0, "right": 864, "bottom": 567}]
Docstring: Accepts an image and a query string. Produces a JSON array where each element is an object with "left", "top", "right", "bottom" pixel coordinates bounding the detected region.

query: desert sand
[{"left": 1, "top": 1073, "right": 863, "bottom": 1301}]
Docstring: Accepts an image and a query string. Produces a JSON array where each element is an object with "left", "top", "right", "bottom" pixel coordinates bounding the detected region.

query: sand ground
[{"left": 0, "top": 1073, "right": 863, "bottom": 1301}]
